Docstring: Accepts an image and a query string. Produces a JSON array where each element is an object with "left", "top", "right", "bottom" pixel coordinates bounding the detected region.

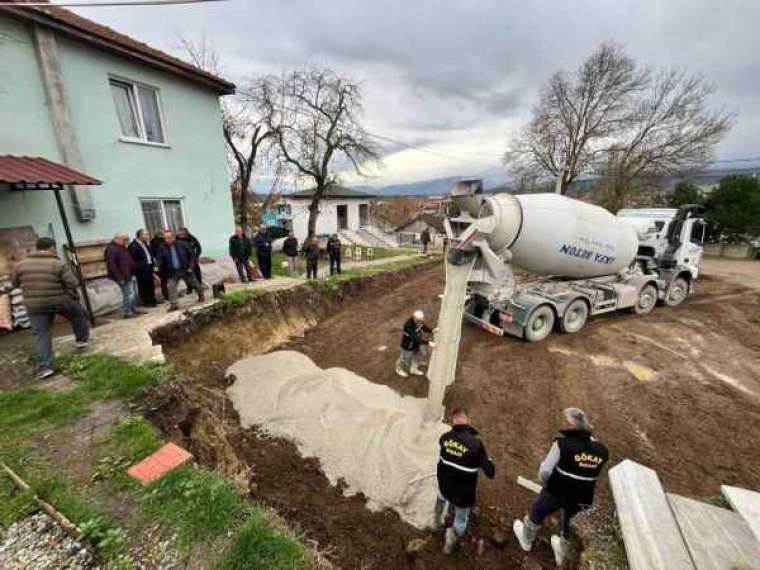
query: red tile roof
[
  {"left": 0, "top": 156, "right": 102, "bottom": 186},
  {"left": 0, "top": 0, "right": 235, "bottom": 95}
]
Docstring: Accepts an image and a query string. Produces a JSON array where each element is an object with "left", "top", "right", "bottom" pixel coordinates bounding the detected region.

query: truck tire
[
  {"left": 632, "top": 283, "right": 658, "bottom": 315},
  {"left": 560, "top": 298, "right": 589, "bottom": 334},
  {"left": 665, "top": 277, "right": 689, "bottom": 306},
  {"left": 524, "top": 305, "right": 555, "bottom": 342}
]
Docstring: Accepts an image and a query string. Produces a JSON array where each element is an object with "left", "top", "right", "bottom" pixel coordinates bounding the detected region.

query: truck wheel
[
  {"left": 632, "top": 284, "right": 658, "bottom": 315},
  {"left": 524, "top": 305, "right": 555, "bottom": 342},
  {"left": 560, "top": 299, "right": 589, "bottom": 334},
  {"left": 665, "top": 277, "right": 689, "bottom": 306}
]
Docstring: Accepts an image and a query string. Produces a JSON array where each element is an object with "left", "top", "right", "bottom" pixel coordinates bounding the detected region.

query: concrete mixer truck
[{"left": 445, "top": 179, "right": 707, "bottom": 342}]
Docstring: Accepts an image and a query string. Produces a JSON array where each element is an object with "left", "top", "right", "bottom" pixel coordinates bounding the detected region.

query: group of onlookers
[
  {"left": 104, "top": 227, "right": 205, "bottom": 318},
  {"left": 229, "top": 226, "right": 344, "bottom": 282}
]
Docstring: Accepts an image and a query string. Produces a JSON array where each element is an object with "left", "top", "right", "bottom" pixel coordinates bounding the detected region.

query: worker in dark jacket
[
  {"left": 513, "top": 408, "right": 609, "bottom": 566},
  {"left": 104, "top": 232, "right": 142, "bottom": 319},
  {"left": 149, "top": 231, "right": 169, "bottom": 301},
  {"left": 12, "top": 237, "right": 90, "bottom": 380},
  {"left": 178, "top": 227, "right": 203, "bottom": 286},
  {"left": 128, "top": 229, "right": 159, "bottom": 307},
  {"left": 155, "top": 230, "right": 204, "bottom": 311},
  {"left": 396, "top": 310, "right": 434, "bottom": 377},
  {"left": 303, "top": 236, "right": 321, "bottom": 279},
  {"left": 327, "top": 234, "right": 342, "bottom": 275},
  {"left": 282, "top": 231, "right": 299, "bottom": 276},
  {"left": 229, "top": 227, "right": 252, "bottom": 283},
  {"left": 436, "top": 407, "right": 496, "bottom": 554},
  {"left": 253, "top": 224, "right": 273, "bottom": 279}
]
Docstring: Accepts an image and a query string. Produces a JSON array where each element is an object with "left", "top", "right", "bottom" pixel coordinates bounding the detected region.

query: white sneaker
[
  {"left": 410, "top": 366, "right": 424, "bottom": 376},
  {"left": 551, "top": 535, "right": 566, "bottom": 567},
  {"left": 513, "top": 519, "right": 533, "bottom": 552},
  {"left": 396, "top": 367, "right": 408, "bottom": 378},
  {"left": 443, "top": 527, "right": 457, "bottom": 555},
  {"left": 74, "top": 341, "right": 89, "bottom": 349}
]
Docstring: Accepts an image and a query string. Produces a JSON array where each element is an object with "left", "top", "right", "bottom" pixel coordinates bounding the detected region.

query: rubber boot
[
  {"left": 551, "top": 535, "right": 567, "bottom": 567},
  {"left": 513, "top": 516, "right": 540, "bottom": 552},
  {"left": 410, "top": 363, "right": 424, "bottom": 376},
  {"left": 434, "top": 499, "right": 449, "bottom": 530},
  {"left": 396, "top": 366, "right": 408, "bottom": 378},
  {"left": 443, "top": 527, "right": 457, "bottom": 555}
]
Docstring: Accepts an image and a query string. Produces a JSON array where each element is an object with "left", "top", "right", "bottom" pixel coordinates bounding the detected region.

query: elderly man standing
[
  {"left": 513, "top": 408, "right": 609, "bottom": 566},
  {"left": 12, "top": 237, "right": 90, "bottom": 380},
  {"left": 156, "top": 229, "right": 204, "bottom": 312},
  {"left": 229, "top": 227, "right": 253, "bottom": 283},
  {"left": 253, "top": 224, "right": 273, "bottom": 279},
  {"left": 105, "top": 232, "right": 142, "bottom": 319}
]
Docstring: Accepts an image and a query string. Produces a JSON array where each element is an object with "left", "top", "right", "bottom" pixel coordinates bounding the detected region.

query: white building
[{"left": 279, "top": 186, "right": 376, "bottom": 242}]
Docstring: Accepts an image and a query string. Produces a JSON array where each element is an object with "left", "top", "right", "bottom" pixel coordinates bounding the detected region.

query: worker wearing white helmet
[{"left": 395, "top": 309, "right": 434, "bottom": 377}]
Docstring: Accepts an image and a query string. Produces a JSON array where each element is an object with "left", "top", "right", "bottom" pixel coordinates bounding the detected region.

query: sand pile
[{"left": 227, "top": 351, "right": 448, "bottom": 528}]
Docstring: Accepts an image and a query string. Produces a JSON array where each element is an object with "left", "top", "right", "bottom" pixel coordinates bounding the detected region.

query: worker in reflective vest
[
  {"left": 513, "top": 407, "right": 609, "bottom": 566},
  {"left": 436, "top": 407, "right": 495, "bottom": 554}
]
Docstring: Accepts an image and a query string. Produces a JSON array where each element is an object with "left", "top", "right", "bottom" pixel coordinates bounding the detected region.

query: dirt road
[{"left": 285, "top": 260, "right": 760, "bottom": 564}]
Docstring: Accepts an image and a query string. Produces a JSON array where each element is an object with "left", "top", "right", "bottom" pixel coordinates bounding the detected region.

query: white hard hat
[{"left": 413, "top": 310, "right": 425, "bottom": 320}]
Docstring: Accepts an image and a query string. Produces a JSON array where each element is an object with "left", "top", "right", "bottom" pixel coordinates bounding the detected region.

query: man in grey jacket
[{"left": 12, "top": 237, "right": 89, "bottom": 380}]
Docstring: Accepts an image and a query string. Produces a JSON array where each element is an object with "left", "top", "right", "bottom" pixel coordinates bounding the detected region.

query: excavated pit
[{"left": 147, "top": 263, "right": 760, "bottom": 569}]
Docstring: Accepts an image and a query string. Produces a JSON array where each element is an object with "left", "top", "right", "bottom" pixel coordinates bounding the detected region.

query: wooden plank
[
  {"left": 668, "top": 494, "right": 760, "bottom": 570},
  {"left": 516, "top": 476, "right": 542, "bottom": 495},
  {"left": 609, "top": 459, "right": 694, "bottom": 570},
  {"left": 722, "top": 485, "right": 760, "bottom": 544}
]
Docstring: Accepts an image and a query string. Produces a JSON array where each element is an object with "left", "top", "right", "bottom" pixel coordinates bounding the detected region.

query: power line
[{"left": 2, "top": 0, "right": 228, "bottom": 7}]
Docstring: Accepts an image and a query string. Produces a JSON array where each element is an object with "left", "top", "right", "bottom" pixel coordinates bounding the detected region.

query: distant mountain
[{"left": 367, "top": 169, "right": 512, "bottom": 197}]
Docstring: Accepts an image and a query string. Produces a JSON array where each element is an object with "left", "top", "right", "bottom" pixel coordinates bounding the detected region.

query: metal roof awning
[
  {"left": 1, "top": 155, "right": 101, "bottom": 324},
  {"left": 0, "top": 155, "right": 101, "bottom": 187}
]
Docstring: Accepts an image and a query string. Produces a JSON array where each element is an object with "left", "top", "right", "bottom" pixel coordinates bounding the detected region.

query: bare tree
[
  {"left": 178, "top": 36, "right": 274, "bottom": 229},
  {"left": 598, "top": 70, "right": 733, "bottom": 211},
  {"left": 505, "top": 42, "right": 731, "bottom": 205},
  {"left": 261, "top": 67, "right": 380, "bottom": 237},
  {"left": 506, "top": 43, "right": 647, "bottom": 193}
]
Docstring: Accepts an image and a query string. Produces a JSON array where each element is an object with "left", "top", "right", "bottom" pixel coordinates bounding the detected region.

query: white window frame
[
  {"left": 109, "top": 75, "right": 170, "bottom": 147},
  {"left": 139, "top": 197, "right": 187, "bottom": 234}
]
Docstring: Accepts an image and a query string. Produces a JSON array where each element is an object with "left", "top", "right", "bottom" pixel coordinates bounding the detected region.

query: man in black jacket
[
  {"left": 436, "top": 407, "right": 495, "bottom": 554},
  {"left": 327, "top": 233, "right": 342, "bottom": 275},
  {"left": 178, "top": 227, "right": 203, "bottom": 285},
  {"left": 229, "top": 227, "right": 252, "bottom": 283},
  {"left": 513, "top": 408, "right": 608, "bottom": 566},
  {"left": 155, "top": 230, "right": 204, "bottom": 311},
  {"left": 303, "top": 236, "right": 321, "bottom": 279},
  {"left": 396, "top": 310, "right": 433, "bottom": 377},
  {"left": 128, "top": 229, "right": 159, "bottom": 307},
  {"left": 150, "top": 231, "right": 169, "bottom": 301},
  {"left": 282, "top": 231, "right": 299, "bottom": 276},
  {"left": 253, "top": 225, "right": 273, "bottom": 279}
]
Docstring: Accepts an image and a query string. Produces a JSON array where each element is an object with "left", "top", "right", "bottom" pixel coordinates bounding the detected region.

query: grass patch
[
  {"left": 0, "top": 475, "right": 37, "bottom": 529},
  {"left": 316, "top": 254, "right": 440, "bottom": 289},
  {"left": 0, "top": 355, "right": 168, "bottom": 462},
  {"left": 216, "top": 512, "right": 306, "bottom": 570},
  {"left": 219, "top": 287, "right": 266, "bottom": 307}
]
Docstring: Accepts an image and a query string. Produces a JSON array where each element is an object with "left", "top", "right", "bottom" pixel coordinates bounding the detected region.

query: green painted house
[{"left": 0, "top": 2, "right": 235, "bottom": 260}]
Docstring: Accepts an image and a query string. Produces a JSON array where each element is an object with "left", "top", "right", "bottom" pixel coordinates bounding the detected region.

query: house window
[
  {"left": 140, "top": 199, "right": 185, "bottom": 236},
  {"left": 109, "top": 78, "right": 166, "bottom": 144}
]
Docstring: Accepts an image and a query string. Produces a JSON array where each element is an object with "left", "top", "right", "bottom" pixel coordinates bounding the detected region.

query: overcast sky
[{"left": 73, "top": 0, "right": 760, "bottom": 186}]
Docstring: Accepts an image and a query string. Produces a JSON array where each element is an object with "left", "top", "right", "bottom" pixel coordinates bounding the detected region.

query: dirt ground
[
  {"left": 271, "top": 259, "right": 760, "bottom": 567},
  {"left": 147, "top": 259, "right": 760, "bottom": 569}
]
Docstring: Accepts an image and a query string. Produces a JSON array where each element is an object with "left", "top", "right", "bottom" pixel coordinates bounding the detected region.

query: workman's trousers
[
  {"left": 329, "top": 254, "right": 341, "bottom": 275},
  {"left": 396, "top": 344, "right": 429, "bottom": 372},
  {"left": 258, "top": 254, "right": 272, "bottom": 279},
  {"left": 529, "top": 489, "right": 584, "bottom": 539},
  {"left": 29, "top": 301, "right": 89, "bottom": 371},
  {"left": 435, "top": 492, "right": 470, "bottom": 537}
]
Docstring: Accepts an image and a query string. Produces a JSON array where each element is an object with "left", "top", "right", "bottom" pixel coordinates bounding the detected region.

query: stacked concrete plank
[{"left": 610, "top": 460, "right": 760, "bottom": 570}]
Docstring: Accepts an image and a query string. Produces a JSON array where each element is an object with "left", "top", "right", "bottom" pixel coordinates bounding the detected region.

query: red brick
[{"left": 127, "top": 442, "right": 193, "bottom": 486}]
